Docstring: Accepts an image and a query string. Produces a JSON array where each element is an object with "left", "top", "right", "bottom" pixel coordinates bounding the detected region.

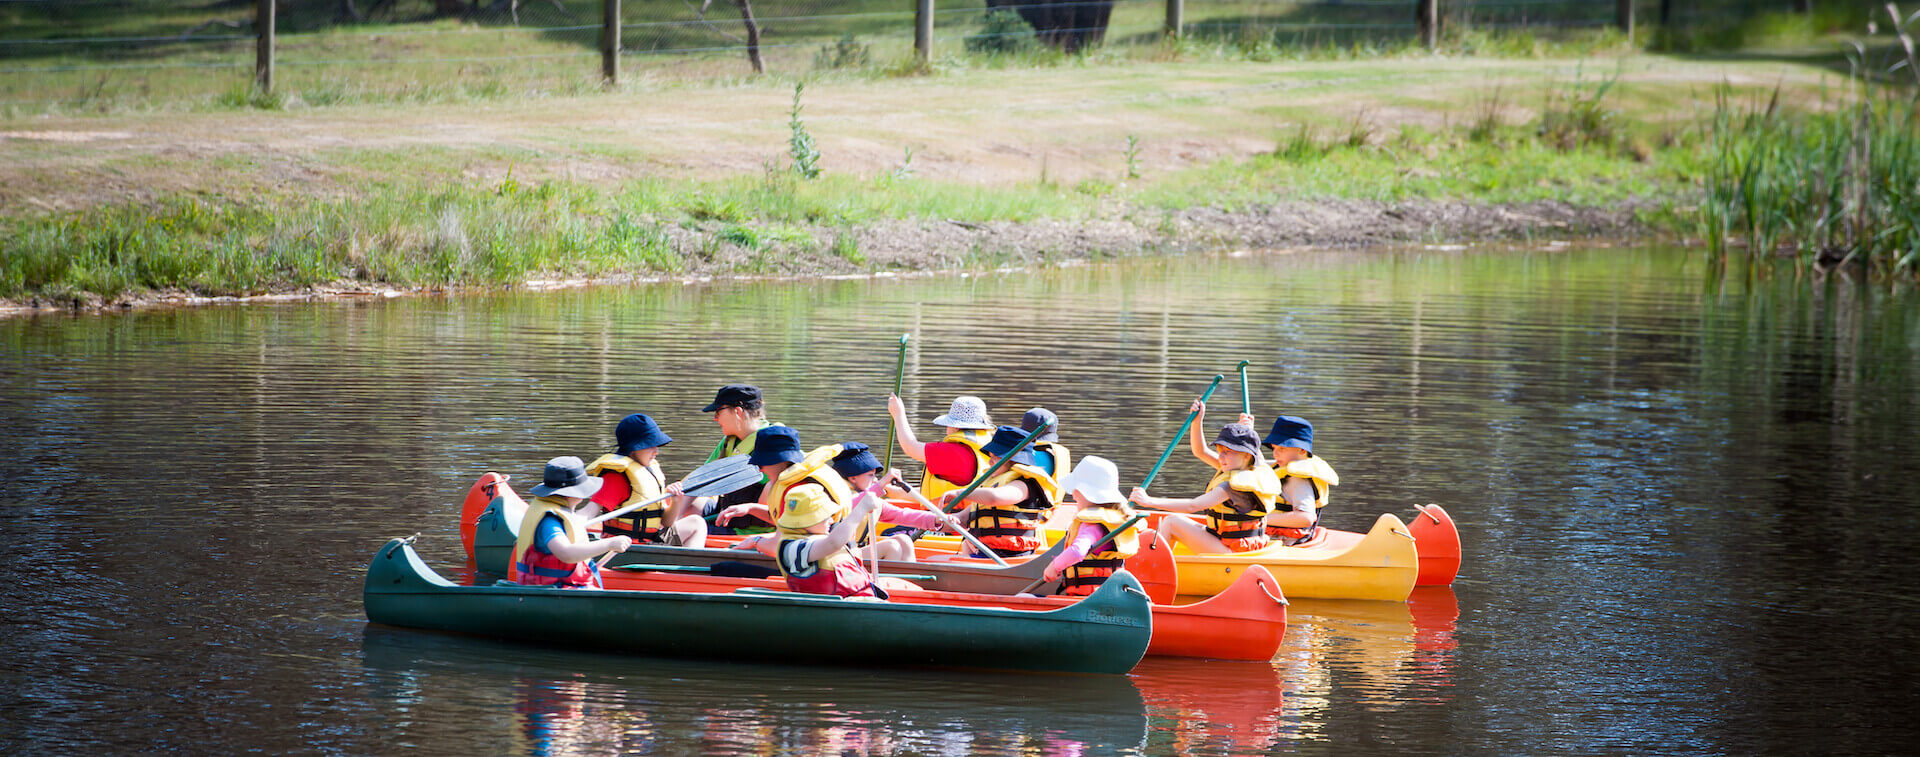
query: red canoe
[{"left": 589, "top": 562, "right": 1289, "bottom": 661}]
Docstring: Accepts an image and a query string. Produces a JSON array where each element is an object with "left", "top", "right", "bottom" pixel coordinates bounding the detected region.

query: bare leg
[
  {"left": 1163, "top": 516, "right": 1235, "bottom": 554},
  {"left": 669, "top": 514, "right": 707, "bottom": 549}
]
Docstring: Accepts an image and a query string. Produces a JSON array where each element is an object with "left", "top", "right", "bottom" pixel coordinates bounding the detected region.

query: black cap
[
  {"left": 702, "top": 384, "right": 762, "bottom": 413},
  {"left": 1213, "top": 423, "right": 1262, "bottom": 458}
]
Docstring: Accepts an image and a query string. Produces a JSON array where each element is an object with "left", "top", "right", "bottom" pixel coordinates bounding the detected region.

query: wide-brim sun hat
[
  {"left": 1020, "top": 407, "right": 1060, "bottom": 442},
  {"left": 931, "top": 395, "right": 994, "bottom": 430},
  {"left": 614, "top": 413, "right": 673, "bottom": 455},
  {"left": 1213, "top": 423, "right": 1262, "bottom": 459},
  {"left": 980, "top": 425, "right": 1037, "bottom": 467},
  {"left": 774, "top": 485, "right": 841, "bottom": 531},
  {"left": 530, "top": 456, "right": 604, "bottom": 499},
  {"left": 1058, "top": 455, "right": 1124, "bottom": 504},
  {"left": 1264, "top": 415, "right": 1314, "bottom": 453},
  {"left": 747, "top": 426, "right": 806, "bottom": 467}
]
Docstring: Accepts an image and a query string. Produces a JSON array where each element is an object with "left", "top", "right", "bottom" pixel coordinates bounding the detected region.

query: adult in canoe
[
  {"left": 582, "top": 413, "right": 708, "bottom": 548},
  {"left": 1129, "top": 422, "right": 1280, "bottom": 554},
  {"left": 1021, "top": 407, "right": 1072, "bottom": 478},
  {"left": 1042, "top": 455, "right": 1144, "bottom": 596},
  {"left": 938, "top": 425, "right": 1063, "bottom": 559},
  {"left": 511, "top": 456, "right": 632, "bottom": 588},
  {"left": 702, "top": 383, "right": 782, "bottom": 533},
  {"left": 1261, "top": 415, "right": 1340, "bottom": 545},
  {"left": 773, "top": 477, "right": 889, "bottom": 598},
  {"left": 885, "top": 394, "right": 995, "bottom": 502}
]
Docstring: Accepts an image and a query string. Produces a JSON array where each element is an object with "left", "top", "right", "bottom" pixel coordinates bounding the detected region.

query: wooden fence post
[
  {"left": 1417, "top": 0, "right": 1438, "bottom": 50},
  {"left": 915, "top": 0, "right": 932, "bottom": 63},
  {"left": 1617, "top": 0, "right": 1634, "bottom": 43},
  {"left": 256, "top": 0, "right": 275, "bottom": 93},
  {"left": 603, "top": 0, "right": 620, "bottom": 86},
  {"left": 1166, "top": 0, "right": 1184, "bottom": 38}
]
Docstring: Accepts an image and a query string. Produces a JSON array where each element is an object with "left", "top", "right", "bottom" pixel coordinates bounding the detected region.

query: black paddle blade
[
  {"left": 679, "top": 454, "right": 755, "bottom": 492},
  {"left": 682, "top": 465, "right": 765, "bottom": 497}
]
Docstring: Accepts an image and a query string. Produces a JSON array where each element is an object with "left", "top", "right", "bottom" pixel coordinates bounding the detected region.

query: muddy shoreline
[{"left": 1, "top": 197, "right": 1651, "bottom": 316}]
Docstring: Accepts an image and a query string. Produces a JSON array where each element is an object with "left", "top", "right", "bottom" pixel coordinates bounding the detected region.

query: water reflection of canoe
[
  {"left": 590, "top": 562, "right": 1288, "bottom": 661},
  {"left": 1168, "top": 513, "right": 1420, "bottom": 601},
  {"left": 360, "top": 626, "right": 1149, "bottom": 756},
  {"left": 461, "top": 473, "right": 1179, "bottom": 602},
  {"left": 1282, "top": 587, "right": 1461, "bottom": 703},
  {"left": 365, "top": 539, "right": 1152, "bottom": 675},
  {"left": 1131, "top": 656, "right": 1289, "bottom": 754}
]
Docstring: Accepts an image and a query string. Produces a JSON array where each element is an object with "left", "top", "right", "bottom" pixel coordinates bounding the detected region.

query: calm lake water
[{"left": 4, "top": 246, "right": 1918, "bottom": 754}]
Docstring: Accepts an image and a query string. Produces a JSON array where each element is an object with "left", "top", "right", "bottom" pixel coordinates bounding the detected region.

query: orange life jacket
[
  {"left": 964, "top": 463, "right": 1061, "bottom": 555},
  {"left": 1204, "top": 466, "right": 1280, "bottom": 552},
  {"left": 1060, "top": 507, "right": 1142, "bottom": 596}
]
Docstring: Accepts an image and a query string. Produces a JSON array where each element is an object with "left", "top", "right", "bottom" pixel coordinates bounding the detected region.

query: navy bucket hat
[
  {"left": 831, "top": 442, "right": 883, "bottom": 479},
  {"left": 1020, "top": 408, "right": 1059, "bottom": 442},
  {"left": 1264, "top": 416, "right": 1314, "bottom": 453},
  {"left": 614, "top": 413, "right": 673, "bottom": 455},
  {"left": 981, "top": 425, "right": 1037, "bottom": 467},
  {"left": 747, "top": 426, "right": 805, "bottom": 467}
]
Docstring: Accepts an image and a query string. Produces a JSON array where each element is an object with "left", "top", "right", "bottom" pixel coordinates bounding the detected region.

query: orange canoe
[{"left": 593, "top": 563, "right": 1288, "bottom": 661}]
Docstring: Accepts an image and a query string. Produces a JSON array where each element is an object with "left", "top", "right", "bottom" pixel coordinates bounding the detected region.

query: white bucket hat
[
  {"left": 931, "top": 395, "right": 994, "bottom": 430},
  {"left": 1058, "top": 455, "right": 1125, "bottom": 505}
]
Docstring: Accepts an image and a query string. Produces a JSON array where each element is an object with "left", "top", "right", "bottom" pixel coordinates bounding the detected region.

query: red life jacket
[
  {"left": 585, "top": 454, "right": 669, "bottom": 542},
  {"left": 510, "top": 497, "right": 600, "bottom": 589}
]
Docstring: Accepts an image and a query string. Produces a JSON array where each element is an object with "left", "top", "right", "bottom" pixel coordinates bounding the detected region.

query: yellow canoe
[
  {"left": 1169, "top": 513, "right": 1419, "bottom": 602},
  {"left": 905, "top": 508, "right": 1419, "bottom": 602}
]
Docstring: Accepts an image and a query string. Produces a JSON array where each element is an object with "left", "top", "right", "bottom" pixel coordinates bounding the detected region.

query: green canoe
[
  {"left": 365, "top": 539, "right": 1153, "bottom": 675},
  {"left": 470, "top": 496, "right": 1072, "bottom": 596}
]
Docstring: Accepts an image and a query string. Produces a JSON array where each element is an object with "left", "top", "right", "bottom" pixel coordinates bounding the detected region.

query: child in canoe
[
  {"left": 581, "top": 413, "right": 708, "bottom": 548},
  {"left": 938, "top": 425, "right": 1063, "bottom": 559},
  {"left": 1041, "top": 455, "right": 1144, "bottom": 596},
  {"left": 1129, "top": 420, "right": 1281, "bottom": 554},
  {"left": 773, "top": 476, "right": 890, "bottom": 599},
  {"left": 1261, "top": 416, "right": 1340, "bottom": 545},
  {"left": 885, "top": 394, "right": 995, "bottom": 502},
  {"left": 511, "top": 457, "right": 633, "bottom": 588},
  {"left": 828, "top": 442, "right": 970, "bottom": 547},
  {"left": 716, "top": 429, "right": 915, "bottom": 561}
]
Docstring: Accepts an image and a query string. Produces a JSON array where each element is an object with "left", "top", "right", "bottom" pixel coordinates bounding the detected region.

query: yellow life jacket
[
  {"left": 1033, "top": 440, "right": 1072, "bottom": 479},
  {"left": 766, "top": 445, "right": 858, "bottom": 536},
  {"left": 1061, "top": 505, "right": 1141, "bottom": 596},
  {"left": 1268, "top": 455, "right": 1339, "bottom": 541},
  {"left": 965, "top": 463, "right": 1061, "bottom": 553},
  {"left": 919, "top": 429, "right": 992, "bottom": 502},
  {"left": 1203, "top": 466, "right": 1281, "bottom": 541},
  {"left": 585, "top": 453, "right": 668, "bottom": 539},
  {"left": 511, "top": 496, "right": 594, "bottom": 587}
]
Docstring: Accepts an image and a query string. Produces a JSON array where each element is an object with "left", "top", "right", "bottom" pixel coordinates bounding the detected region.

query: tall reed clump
[{"left": 1701, "top": 5, "right": 1920, "bottom": 279}]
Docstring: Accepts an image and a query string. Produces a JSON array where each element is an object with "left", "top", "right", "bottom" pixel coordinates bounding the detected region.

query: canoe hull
[
  {"left": 1172, "top": 513, "right": 1419, "bottom": 602},
  {"left": 365, "top": 539, "right": 1152, "bottom": 675}
]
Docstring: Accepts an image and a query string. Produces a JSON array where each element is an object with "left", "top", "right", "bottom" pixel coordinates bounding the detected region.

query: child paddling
[
  {"left": 885, "top": 394, "right": 995, "bottom": 502},
  {"left": 1041, "top": 455, "right": 1145, "bottom": 596},
  {"left": 938, "top": 425, "right": 1063, "bottom": 559},
  {"left": 1130, "top": 420, "right": 1281, "bottom": 554},
  {"left": 717, "top": 429, "right": 913, "bottom": 562},
  {"left": 1022, "top": 407, "right": 1072, "bottom": 478},
  {"left": 511, "top": 457, "right": 633, "bottom": 588}
]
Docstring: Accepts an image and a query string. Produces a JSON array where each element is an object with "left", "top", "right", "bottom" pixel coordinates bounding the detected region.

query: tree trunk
[
  {"left": 433, "top": 0, "right": 465, "bottom": 16},
  {"left": 1659, "top": 0, "right": 1672, "bottom": 25},
  {"left": 338, "top": 0, "right": 363, "bottom": 22},
  {"left": 1793, "top": 1, "right": 1812, "bottom": 13},
  {"left": 737, "top": 0, "right": 764, "bottom": 74}
]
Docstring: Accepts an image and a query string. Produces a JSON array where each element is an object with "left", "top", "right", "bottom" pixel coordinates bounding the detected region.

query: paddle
[
  {"left": 872, "top": 334, "right": 910, "bottom": 579},
  {"left": 1237, "top": 359, "right": 1252, "bottom": 416},
  {"left": 1141, "top": 374, "right": 1224, "bottom": 490},
  {"left": 607, "top": 562, "right": 937, "bottom": 582},
  {"left": 1015, "top": 513, "right": 1148, "bottom": 595}
]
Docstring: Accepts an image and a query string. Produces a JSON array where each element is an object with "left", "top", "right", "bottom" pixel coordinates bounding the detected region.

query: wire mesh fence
[{"left": 0, "top": 0, "right": 1773, "bottom": 111}]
